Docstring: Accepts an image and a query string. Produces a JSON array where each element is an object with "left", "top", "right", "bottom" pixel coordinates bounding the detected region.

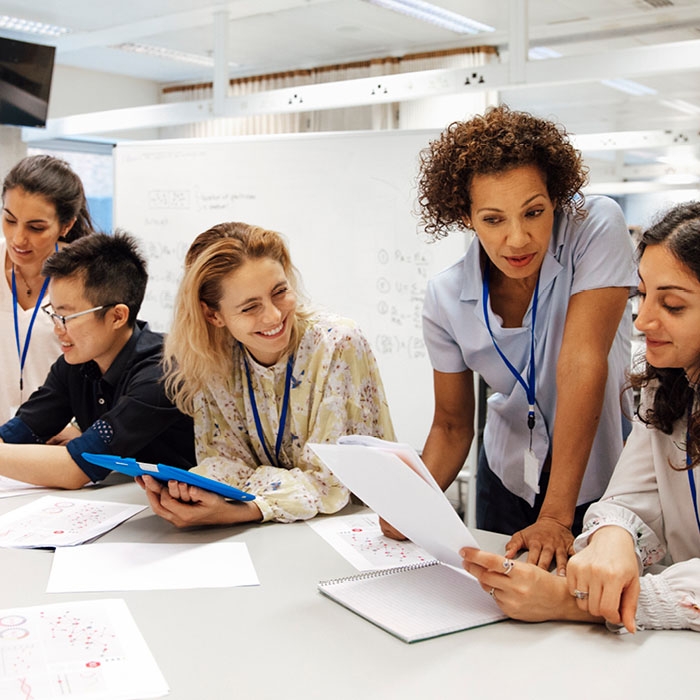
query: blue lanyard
[
  {"left": 12, "top": 268, "right": 51, "bottom": 392},
  {"left": 241, "top": 347, "right": 294, "bottom": 467},
  {"left": 686, "top": 402, "right": 700, "bottom": 535},
  {"left": 482, "top": 263, "right": 541, "bottom": 434}
]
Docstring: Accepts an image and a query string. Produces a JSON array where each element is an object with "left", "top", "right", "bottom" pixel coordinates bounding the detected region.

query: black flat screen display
[{"left": 0, "top": 36, "right": 55, "bottom": 127}]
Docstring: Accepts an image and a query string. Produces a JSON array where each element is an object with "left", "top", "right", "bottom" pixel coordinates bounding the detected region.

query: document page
[
  {"left": 307, "top": 511, "right": 436, "bottom": 570},
  {"left": 309, "top": 443, "right": 479, "bottom": 568},
  {"left": 0, "top": 496, "right": 145, "bottom": 548},
  {"left": 48, "top": 542, "right": 260, "bottom": 592},
  {"left": 0, "top": 598, "right": 168, "bottom": 699}
]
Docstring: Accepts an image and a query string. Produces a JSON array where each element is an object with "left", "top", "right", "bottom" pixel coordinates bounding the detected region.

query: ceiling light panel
[
  {"left": 365, "top": 0, "right": 494, "bottom": 35},
  {"left": 112, "top": 43, "right": 238, "bottom": 68},
  {"left": 0, "top": 15, "right": 70, "bottom": 36}
]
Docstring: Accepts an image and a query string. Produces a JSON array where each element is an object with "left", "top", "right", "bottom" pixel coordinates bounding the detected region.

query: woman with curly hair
[
  {"left": 399, "top": 105, "right": 637, "bottom": 572},
  {"left": 462, "top": 202, "right": 700, "bottom": 633},
  {"left": 139, "top": 221, "right": 395, "bottom": 527}
]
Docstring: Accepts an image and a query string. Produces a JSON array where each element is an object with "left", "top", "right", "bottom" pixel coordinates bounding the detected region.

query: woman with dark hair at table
[
  {"left": 387, "top": 106, "right": 637, "bottom": 573},
  {"left": 462, "top": 202, "right": 700, "bottom": 633},
  {"left": 1, "top": 155, "right": 93, "bottom": 423}
]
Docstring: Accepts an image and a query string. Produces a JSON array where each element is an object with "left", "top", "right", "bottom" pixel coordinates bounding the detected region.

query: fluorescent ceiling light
[
  {"left": 660, "top": 98, "right": 700, "bottom": 115},
  {"left": 365, "top": 0, "right": 494, "bottom": 35},
  {"left": 0, "top": 15, "right": 70, "bottom": 37},
  {"left": 528, "top": 47, "right": 562, "bottom": 60},
  {"left": 113, "top": 43, "right": 238, "bottom": 68},
  {"left": 600, "top": 78, "right": 657, "bottom": 96}
]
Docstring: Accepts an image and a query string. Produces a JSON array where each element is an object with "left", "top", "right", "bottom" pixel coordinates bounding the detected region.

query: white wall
[
  {"left": 622, "top": 189, "right": 700, "bottom": 230},
  {"left": 0, "top": 126, "right": 27, "bottom": 181},
  {"left": 47, "top": 65, "right": 161, "bottom": 141}
]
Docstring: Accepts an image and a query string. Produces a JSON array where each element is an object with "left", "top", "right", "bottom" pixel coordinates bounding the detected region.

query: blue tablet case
[{"left": 81, "top": 453, "right": 255, "bottom": 502}]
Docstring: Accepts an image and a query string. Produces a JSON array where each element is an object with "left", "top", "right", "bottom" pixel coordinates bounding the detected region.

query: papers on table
[
  {"left": 0, "top": 474, "right": 53, "bottom": 499},
  {"left": 48, "top": 542, "right": 260, "bottom": 592},
  {"left": 309, "top": 440, "right": 479, "bottom": 568},
  {"left": 0, "top": 598, "right": 168, "bottom": 700},
  {"left": 0, "top": 496, "right": 145, "bottom": 548},
  {"left": 307, "top": 512, "right": 436, "bottom": 571}
]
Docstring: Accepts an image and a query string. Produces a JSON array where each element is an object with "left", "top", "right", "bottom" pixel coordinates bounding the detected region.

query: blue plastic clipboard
[{"left": 81, "top": 453, "right": 255, "bottom": 502}]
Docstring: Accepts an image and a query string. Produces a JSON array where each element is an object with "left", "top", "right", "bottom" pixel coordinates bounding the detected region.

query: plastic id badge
[
  {"left": 523, "top": 448, "right": 540, "bottom": 494},
  {"left": 81, "top": 453, "right": 255, "bottom": 502}
]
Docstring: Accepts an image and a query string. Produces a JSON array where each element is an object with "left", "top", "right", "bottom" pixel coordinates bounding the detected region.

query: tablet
[{"left": 81, "top": 453, "right": 256, "bottom": 502}]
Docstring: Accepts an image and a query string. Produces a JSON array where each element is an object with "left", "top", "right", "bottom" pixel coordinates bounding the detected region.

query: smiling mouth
[
  {"left": 12, "top": 246, "right": 32, "bottom": 255},
  {"left": 257, "top": 319, "right": 285, "bottom": 338}
]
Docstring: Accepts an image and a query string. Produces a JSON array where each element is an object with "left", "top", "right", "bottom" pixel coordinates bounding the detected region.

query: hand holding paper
[{"left": 309, "top": 439, "right": 479, "bottom": 568}]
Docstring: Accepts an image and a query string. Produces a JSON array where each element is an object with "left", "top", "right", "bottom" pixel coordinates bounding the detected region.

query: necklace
[{"left": 11, "top": 264, "right": 33, "bottom": 296}]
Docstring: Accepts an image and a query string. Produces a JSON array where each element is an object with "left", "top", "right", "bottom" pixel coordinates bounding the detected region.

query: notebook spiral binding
[{"left": 318, "top": 559, "right": 439, "bottom": 587}]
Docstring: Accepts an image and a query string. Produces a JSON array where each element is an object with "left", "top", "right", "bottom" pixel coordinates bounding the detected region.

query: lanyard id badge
[
  {"left": 11, "top": 243, "right": 57, "bottom": 396},
  {"left": 483, "top": 264, "right": 542, "bottom": 493},
  {"left": 12, "top": 270, "right": 51, "bottom": 394},
  {"left": 241, "top": 346, "right": 294, "bottom": 468}
]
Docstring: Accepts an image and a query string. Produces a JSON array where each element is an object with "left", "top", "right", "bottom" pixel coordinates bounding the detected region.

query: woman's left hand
[
  {"left": 504, "top": 516, "right": 574, "bottom": 574},
  {"left": 460, "top": 548, "right": 585, "bottom": 623},
  {"left": 136, "top": 475, "right": 261, "bottom": 528}
]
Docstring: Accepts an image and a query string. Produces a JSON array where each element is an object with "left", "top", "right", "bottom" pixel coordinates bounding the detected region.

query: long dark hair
[
  {"left": 629, "top": 201, "right": 700, "bottom": 469},
  {"left": 2, "top": 155, "right": 94, "bottom": 242}
]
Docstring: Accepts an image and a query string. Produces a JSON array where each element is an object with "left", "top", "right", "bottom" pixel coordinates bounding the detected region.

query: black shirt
[{"left": 0, "top": 322, "right": 195, "bottom": 481}]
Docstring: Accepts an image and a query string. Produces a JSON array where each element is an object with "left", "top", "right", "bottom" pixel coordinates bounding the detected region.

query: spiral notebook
[{"left": 318, "top": 561, "right": 506, "bottom": 643}]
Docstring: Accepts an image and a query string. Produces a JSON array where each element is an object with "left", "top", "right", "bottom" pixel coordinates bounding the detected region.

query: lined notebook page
[{"left": 318, "top": 562, "right": 506, "bottom": 643}]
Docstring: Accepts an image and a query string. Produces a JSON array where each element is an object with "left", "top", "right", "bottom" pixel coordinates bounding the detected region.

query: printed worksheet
[
  {"left": 0, "top": 497, "right": 145, "bottom": 548},
  {"left": 307, "top": 512, "right": 436, "bottom": 571},
  {"left": 0, "top": 598, "right": 168, "bottom": 699}
]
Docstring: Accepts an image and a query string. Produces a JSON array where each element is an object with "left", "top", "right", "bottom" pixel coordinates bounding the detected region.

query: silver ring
[
  {"left": 573, "top": 589, "right": 589, "bottom": 600},
  {"left": 489, "top": 587, "right": 496, "bottom": 597},
  {"left": 502, "top": 559, "right": 515, "bottom": 575}
]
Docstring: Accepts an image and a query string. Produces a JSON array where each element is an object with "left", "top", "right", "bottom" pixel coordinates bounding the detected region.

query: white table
[{"left": 0, "top": 477, "right": 695, "bottom": 700}]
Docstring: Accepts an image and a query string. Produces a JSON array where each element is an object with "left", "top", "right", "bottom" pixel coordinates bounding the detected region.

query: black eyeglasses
[{"left": 41, "top": 303, "right": 118, "bottom": 331}]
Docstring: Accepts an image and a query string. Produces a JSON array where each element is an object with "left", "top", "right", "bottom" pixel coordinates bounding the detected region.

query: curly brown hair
[
  {"left": 628, "top": 201, "right": 700, "bottom": 470},
  {"left": 417, "top": 105, "right": 588, "bottom": 240}
]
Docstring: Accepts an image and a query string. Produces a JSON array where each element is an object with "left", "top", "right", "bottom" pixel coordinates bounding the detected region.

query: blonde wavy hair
[{"left": 163, "top": 221, "right": 310, "bottom": 416}]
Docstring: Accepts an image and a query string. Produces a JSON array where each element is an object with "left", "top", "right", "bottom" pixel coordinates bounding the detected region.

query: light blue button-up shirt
[{"left": 423, "top": 196, "right": 637, "bottom": 506}]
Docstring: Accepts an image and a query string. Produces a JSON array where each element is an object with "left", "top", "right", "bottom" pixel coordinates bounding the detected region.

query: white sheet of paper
[
  {"left": 0, "top": 496, "right": 145, "bottom": 548},
  {"left": 47, "top": 542, "right": 260, "bottom": 592},
  {"left": 0, "top": 598, "right": 168, "bottom": 700},
  {"left": 0, "top": 474, "right": 53, "bottom": 499},
  {"left": 307, "top": 512, "right": 437, "bottom": 571},
  {"left": 309, "top": 443, "right": 479, "bottom": 568},
  {"left": 337, "top": 435, "right": 442, "bottom": 492}
]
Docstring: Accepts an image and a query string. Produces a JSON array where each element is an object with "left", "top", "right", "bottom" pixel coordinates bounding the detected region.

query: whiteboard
[{"left": 114, "top": 130, "right": 467, "bottom": 447}]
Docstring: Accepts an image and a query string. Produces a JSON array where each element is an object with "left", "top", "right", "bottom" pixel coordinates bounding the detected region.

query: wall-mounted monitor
[{"left": 0, "top": 36, "right": 55, "bottom": 128}]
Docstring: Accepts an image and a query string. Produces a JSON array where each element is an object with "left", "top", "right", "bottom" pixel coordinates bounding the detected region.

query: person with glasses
[
  {"left": 0, "top": 232, "right": 195, "bottom": 488},
  {"left": 1, "top": 155, "right": 93, "bottom": 423}
]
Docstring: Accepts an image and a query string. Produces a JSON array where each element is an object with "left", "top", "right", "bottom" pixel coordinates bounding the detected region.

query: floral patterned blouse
[
  {"left": 574, "top": 388, "right": 700, "bottom": 632},
  {"left": 191, "top": 313, "right": 396, "bottom": 522}
]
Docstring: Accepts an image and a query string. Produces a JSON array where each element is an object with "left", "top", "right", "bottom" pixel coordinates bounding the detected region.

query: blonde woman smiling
[{"left": 139, "top": 222, "right": 395, "bottom": 527}]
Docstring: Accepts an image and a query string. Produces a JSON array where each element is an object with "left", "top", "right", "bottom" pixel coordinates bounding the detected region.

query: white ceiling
[{"left": 2, "top": 0, "right": 700, "bottom": 178}]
